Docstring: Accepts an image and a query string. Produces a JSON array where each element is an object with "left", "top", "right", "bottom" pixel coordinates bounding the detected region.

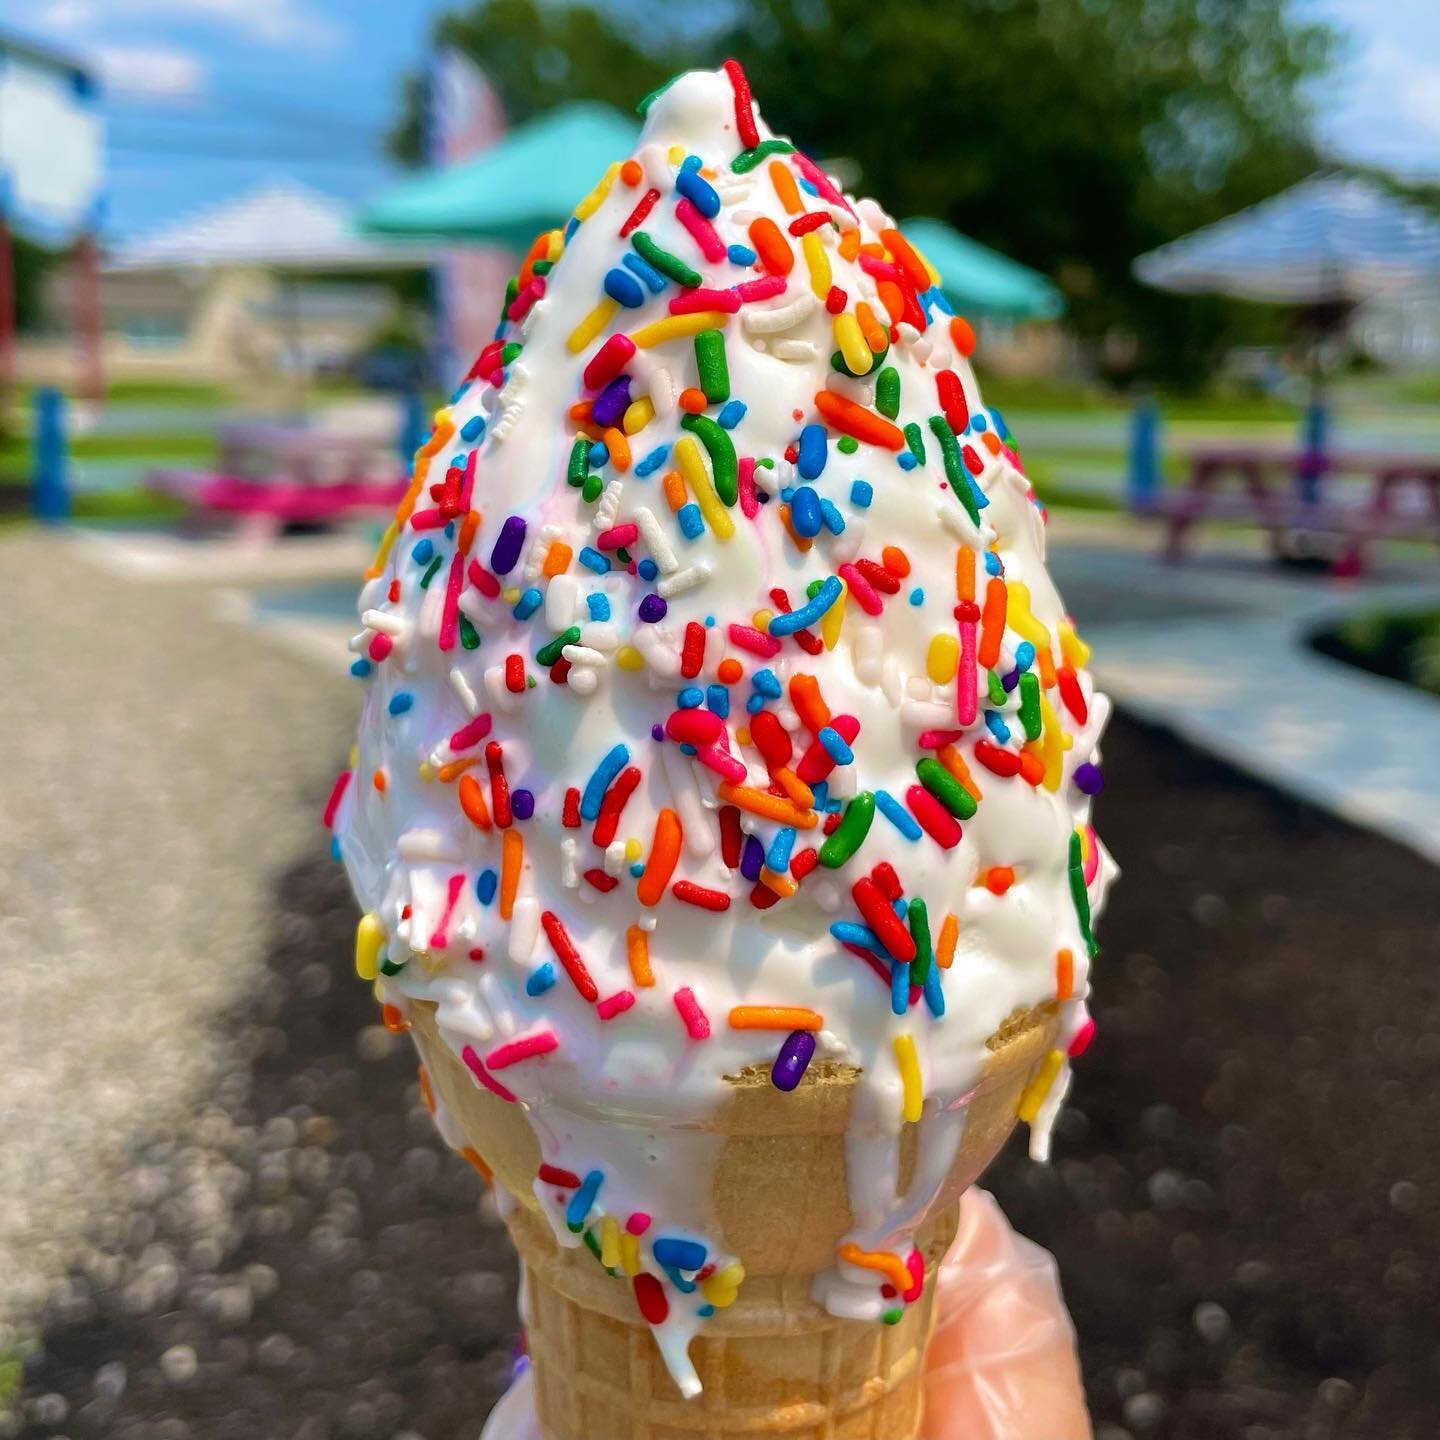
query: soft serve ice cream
[{"left": 330, "top": 61, "right": 1114, "bottom": 1398}]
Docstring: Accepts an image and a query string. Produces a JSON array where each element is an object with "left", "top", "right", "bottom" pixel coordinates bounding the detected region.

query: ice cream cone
[{"left": 411, "top": 1001, "right": 1058, "bottom": 1440}]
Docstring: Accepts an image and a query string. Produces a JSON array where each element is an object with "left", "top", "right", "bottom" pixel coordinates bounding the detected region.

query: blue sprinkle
[
  {"left": 767, "top": 826, "right": 797, "bottom": 872},
  {"left": 970, "top": 412, "right": 988, "bottom": 433},
  {"left": 924, "top": 962, "right": 946, "bottom": 1018},
  {"left": 790, "top": 485, "right": 822, "bottom": 537},
  {"left": 388, "top": 692, "right": 414, "bottom": 715},
  {"left": 968, "top": 475, "right": 990, "bottom": 511},
  {"left": 629, "top": 861, "right": 645, "bottom": 877},
  {"left": 564, "top": 215, "right": 579, "bottom": 241},
  {"left": 652, "top": 1236, "right": 707, "bottom": 1272},
  {"left": 727, "top": 243, "right": 757, "bottom": 265},
  {"left": 706, "top": 683, "right": 729, "bottom": 717},
  {"left": 752, "top": 668, "right": 782, "bottom": 698},
  {"left": 679, "top": 153, "right": 702, "bottom": 174},
  {"left": 329, "top": 834, "right": 342, "bottom": 861},
  {"left": 581, "top": 744, "right": 629, "bottom": 821},
  {"left": 897, "top": 451, "right": 918, "bottom": 471},
  {"left": 677, "top": 503, "right": 704, "bottom": 539},
  {"left": 908, "top": 587, "right": 924, "bottom": 606},
  {"left": 890, "top": 960, "right": 909, "bottom": 1016},
  {"left": 927, "top": 285, "right": 954, "bottom": 316},
  {"left": 411, "top": 538, "right": 435, "bottom": 564},
  {"left": 797, "top": 423, "right": 827, "bottom": 480},
  {"left": 990, "top": 407, "right": 1011, "bottom": 441},
  {"left": 638, "top": 558, "right": 658, "bottom": 581},
  {"left": 476, "top": 869, "right": 498, "bottom": 905},
  {"left": 985, "top": 710, "right": 1012, "bottom": 744},
  {"left": 461, "top": 415, "right": 486, "bottom": 442},
  {"left": 918, "top": 289, "right": 935, "bottom": 323},
  {"left": 817, "top": 725, "right": 853, "bottom": 765},
  {"left": 850, "top": 479, "right": 873, "bottom": 508},
  {"left": 349, "top": 658, "right": 372, "bottom": 678},
  {"left": 798, "top": 176, "right": 819, "bottom": 196},
  {"left": 810, "top": 780, "right": 831, "bottom": 811},
  {"left": 566, "top": 1170, "right": 604, "bottom": 1230},
  {"left": 769, "top": 574, "right": 842, "bottom": 635},
  {"left": 663, "top": 1265, "right": 698, "bottom": 1294},
  {"left": 603, "top": 266, "right": 646, "bottom": 308},
  {"left": 636, "top": 444, "right": 670, "bottom": 477},
  {"left": 697, "top": 1303, "right": 716, "bottom": 1318},
  {"left": 830, "top": 920, "right": 882, "bottom": 950},
  {"left": 819, "top": 498, "right": 845, "bottom": 534},
  {"left": 716, "top": 399, "right": 747, "bottom": 429},
  {"left": 875, "top": 789, "right": 922, "bottom": 841},
  {"left": 675, "top": 164, "right": 720, "bottom": 218},
  {"left": 985, "top": 551, "right": 1004, "bottom": 576},
  {"left": 622, "top": 251, "right": 667, "bottom": 293},
  {"left": 513, "top": 588, "right": 542, "bottom": 619},
  {"left": 745, "top": 694, "right": 765, "bottom": 713},
  {"left": 587, "top": 593, "right": 611, "bottom": 621},
  {"left": 578, "top": 546, "right": 610, "bottom": 574},
  {"left": 526, "top": 963, "right": 556, "bottom": 997},
  {"left": 676, "top": 686, "right": 704, "bottom": 709},
  {"left": 678, "top": 742, "right": 697, "bottom": 757},
  {"left": 1015, "top": 641, "right": 1036, "bottom": 672},
  {"left": 588, "top": 441, "right": 609, "bottom": 467}
]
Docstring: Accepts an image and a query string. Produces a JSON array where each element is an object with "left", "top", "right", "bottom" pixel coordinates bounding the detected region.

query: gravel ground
[{"left": 4, "top": 535, "right": 1439, "bottom": 1439}]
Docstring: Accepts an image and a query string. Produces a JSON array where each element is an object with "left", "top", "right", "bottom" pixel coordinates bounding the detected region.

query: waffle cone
[{"left": 411, "top": 1001, "right": 1057, "bottom": 1439}]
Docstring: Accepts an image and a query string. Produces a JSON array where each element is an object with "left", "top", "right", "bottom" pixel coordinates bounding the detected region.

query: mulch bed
[{"left": 14, "top": 711, "right": 1440, "bottom": 1440}]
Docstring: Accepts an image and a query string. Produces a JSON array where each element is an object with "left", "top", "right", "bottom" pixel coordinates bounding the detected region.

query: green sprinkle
[
  {"left": 636, "top": 73, "right": 680, "bottom": 116},
  {"left": 536, "top": 626, "right": 580, "bottom": 667},
  {"left": 903, "top": 421, "right": 926, "bottom": 466},
  {"left": 819, "top": 791, "right": 876, "bottom": 869},
  {"left": 378, "top": 954, "right": 406, "bottom": 977},
  {"left": 986, "top": 669, "right": 1006, "bottom": 706},
  {"left": 876, "top": 366, "right": 901, "bottom": 419},
  {"left": 1069, "top": 831, "right": 1098, "bottom": 957},
  {"left": 916, "top": 757, "right": 978, "bottom": 821},
  {"left": 567, "top": 437, "right": 589, "bottom": 488},
  {"left": 908, "top": 898, "right": 932, "bottom": 987},
  {"left": 680, "top": 413, "right": 738, "bottom": 505},
  {"left": 500, "top": 342, "right": 522, "bottom": 367},
  {"left": 928, "top": 415, "right": 980, "bottom": 525},
  {"left": 731, "top": 138, "right": 794, "bottom": 173},
  {"left": 694, "top": 328, "right": 730, "bottom": 405},
  {"left": 459, "top": 614, "right": 481, "bottom": 650},
  {"left": 532, "top": 259, "right": 553, "bottom": 276},
  {"left": 1018, "top": 671, "right": 1042, "bottom": 741},
  {"left": 837, "top": 436, "right": 859, "bottom": 454},
  {"left": 882, "top": 1307, "right": 904, "bottom": 1326},
  {"left": 582, "top": 470, "right": 604, "bottom": 503},
  {"left": 419, "top": 553, "right": 445, "bottom": 589},
  {"left": 632, "top": 230, "right": 702, "bottom": 288}
]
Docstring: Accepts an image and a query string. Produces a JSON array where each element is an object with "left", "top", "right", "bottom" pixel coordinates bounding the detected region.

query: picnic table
[{"left": 1136, "top": 442, "right": 1440, "bottom": 572}]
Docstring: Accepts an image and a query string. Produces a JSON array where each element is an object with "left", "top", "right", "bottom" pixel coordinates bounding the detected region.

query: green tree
[{"left": 394, "top": 0, "right": 1337, "bottom": 384}]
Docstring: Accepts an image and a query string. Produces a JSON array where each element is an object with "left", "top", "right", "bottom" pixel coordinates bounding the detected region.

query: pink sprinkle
[
  {"left": 737, "top": 456, "right": 760, "bottom": 519},
  {"left": 368, "top": 632, "right": 393, "bottom": 662},
  {"left": 733, "top": 274, "right": 787, "bottom": 304},
  {"left": 956, "top": 621, "right": 978, "bottom": 726},
  {"left": 1068, "top": 1019, "right": 1096, "bottom": 1058},
  {"left": 597, "top": 990, "right": 637, "bottom": 1021},
  {"left": 665, "top": 707, "right": 724, "bottom": 745},
  {"left": 673, "top": 987, "right": 710, "bottom": 1040},
  {"left": 449, "top": 712, "right": 494, "bottom": 751},
  {"left": 669, "top": 286, "right": 741, "bottom": 315},
  {"left": 461, "top": 1044, "right": 518, "bottom": 1103},
  {"left": 791, "top": 149, "right": 855, "bottom": 216},
  {"left": 458, "top": 448, "right": 477, "bottom": 512},
  {"left": 675, "top": 197, "right": 727, "bottom": 262},
  {"left": 409, "top": 507, "right": 447, "bottom": 531},
  {"left": 437, "top": 550, "right": 466, "bottom": 652},
  {"left": 597, "top": 522, "right": 639, "bottom": 550},
  {"left": 693, "top": 743, "right": 747, "bottom": 784},
  {"left": 625, "top": 1211, "right": 652, "bottom": 1236},
  {"left": 321, "top": 769, "right": 351, "bottom": 829},
  {"left": 916, "top": 728, "right": 965, "bottom": 750},
  {"left": 486, "top": 1030, "right": 560, "bottom": 1071},
  {"left": 837, "top": 563, "right": 883, "bottom": 616},
  {"left": 506, "top": 276, "right": 545, "bottom": 322},
  {"left": 858, "top": 253, "right": 900, "bottom": 282},
  {"left": 429, "top": 872, "right": 466, "bottom": 950},
  {"left": 728, "top": 622, "right": 781, "bottom": 658}
]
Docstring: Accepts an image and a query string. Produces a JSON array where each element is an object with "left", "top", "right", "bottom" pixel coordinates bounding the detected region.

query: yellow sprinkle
[
  {"left": 600, "top": 1216, "right": 621, "bottom": 1269},
  {"left": 735, "top": 726, "right": 751, "bottom": 747},
  {"left": 910, "top": 237, "right": 942, "bottom": 288},
  {"left": 544, "top": 228, "right": 565, "bottom": 262},
  {"left": 751, "top": 608, "right": 774, "bottom": 630},
  {"left": 701, "top": 1261, "right": 745, "bottom": 1308},
  {"left": 926, "top": 633, "right": 959, "bottom": 684},
  {"left": 674, "top": 434, "right": 735, "bottom": 541},
  {"left": 573, "top": 161, "right": 620, "bottom": 222},
  {"left": 622, "top": 396, "right": 655, "bottom": 434},
  {"left": 616, "top": 645, "right": 644, "bottom": 671},
  {"left": 1007, "top": 580, "right": 1052, "bottom": 651},
  {"left": 893, "top": 1034, "right": 923, "bottom": 1124},
  {"left": 1017, "top": 1049, "right": 1066, "bottom": 1125},
  {"left": 502, "top": 586, "right": 521, "bottom": 604},
  {"left": 348, "top": 743, "right": 359, "bottom": 768},
  {"left": 355, "top": 913, "right": 384, "bottom": 982},
  {"left": 820, "top": 577, "right": 847, "bottom": 650},
  {"left": 619, "top": 1231, "right": 642, "bottom": 1276},
  {"left": 1059, "top": 622, "right": 1092, "bottom": 669},
  {"left": 630, "top": 311, "right": 730, "bottom": 349},
  {"left": 802, "top": 231, "right": 831, "bottom": 300},
  {"left": 567, "top": 297, "right": 618, "bottom": 354},
  {"left": 1039, "top": 694, "right": 1063, "bottom": 793},
  {"left": 833, "top": 311, "right": 872, "bottom": 375},
  {"left": 417, "top": 761, "right": 434, "bottom": 782},
  {"left": 624, "top": 837, "right": 643, "bottom": 862},
  {"left": 364, "top": 519, "right": 399, "bottom": 580},
  {"left": 667, "top": 143, "right": 685, "bottom": 166}
]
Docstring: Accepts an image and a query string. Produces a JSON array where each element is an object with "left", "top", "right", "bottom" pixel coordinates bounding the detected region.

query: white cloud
[
  {"left": 35, "top": 0, "right": 343, "bottom": 50},
  {"left": 92, "top": 43, "right": 207, "bottom": 103}
]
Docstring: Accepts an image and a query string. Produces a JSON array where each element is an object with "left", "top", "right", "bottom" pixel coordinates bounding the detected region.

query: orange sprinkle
[
  {"left": 499, "top": 829, "right": 522, "bottom": 921},
  {"left": 788, "top": 673, "right": 831, "bottom": 733},
  {"left": 876, "top": 278, "right": 906, "bottom": 324},
  {"left": 978, "top": 578, "right": 1007, "bottom": 669},
  {"left": 729, "top": 1005, "right": 822, "bottom": 1032},
  {"left": 457, "top": 509, "right": 481, "bottom": 556},
  {"left": 717, "top": 657, "right": 743, "bottom": 685},
  {"left": 936, "top": 744, "right": 982, "bottom": 803},
  {"left": 778, "top": 502, "right": 813, "bottom": 553},
  {"left": 678, "top": 387, "right": 708, "bottom": 414},
  {"left": 981, "top": 866, "right": 1015, "bottom": 896},
  {"left": 1055, "top": 947, "right": 1074, "bottom": 1001},
  {"left": 517, "top": 231, "right": 550, "bottom": 288},
  {"left": 372, "top": 769, "right": 387, "bottom": 793},
  {"left": 620, "top": 158, "right": 643, "bottom": 187},
  {"left": 758, "top": 866, "right": 798, "bottom": 898},
  {"left": 838, "top": 1242, "right": 912, "bottom": 1294},
  {"left": 418, "top": 1065, "right": 436, "bottom": 1114},
  {"left": 768, "top": 159, "right": 802, "bottom": 214},
  {"left": 881, "top": 544, "right": 911, "bottom": 578},
  {"left": 460, "top": 1146, "right": 493, "bottom": 1182},
  {"left": 981, "top": 430, "right": 1003, "bottom": 457},
  {"left": 950, "top": 315, "right": 976, "bottom": 358},
  {"left": 437, "top": 755, "right": 483, "bottom": 783},
  {"left": 574, "top": 420, "right": 606, "bottom": 443},
  {"left": 936, "top": 912, "right": 959, "bottom": 970},
  {"left": 662, "top": 469, "right": 687, "bottom": 512},
  {"left": 715, "top": 783, "right": 817, "bottom": 829},
  {"left": 838, "top": 228, "right": 861, "bottom": 262},
  {"left": 880, "top": 227, "right": 932, "bottom": 291},
  {"left": 542, "top": 541, "right": 573, "bottom": 578},
  {"left": 457, "top": 773, "right": 492, "bottom": 831},
  {"left": 813, "top": 389, "right": 905, "bottom": 451},
  {"left": 637, "top": 807, "right": 683, "bottom": 907},
  {"left": 748, "top": 216, "right": 793, "bottom": 275},
  {"left": 381, "top": 1003, "right": 408, "bottom": 1034},
  {"left": 568, "top": 400, "right": 594, "bottom": 424},
  {"left": 603, "top": 426, "right": 631, "bottom": 472},
  {"left": 771, "top": 765, "right": 814, "bottom": 810},
  {"left": 956, "top": 546, "right": 976, "bottom": 603},
  {"left": 626, "top": 924, "right": 655, "bottom": 987},
  {"left": 1017, "top": 748, "right": 1046, "bottom": 786},
  {"left": 1036, "top": 647, "right": 1057, "bottom": 689},
  {"left": 855, "top": 300, "right": 888, "bottom": 353}
]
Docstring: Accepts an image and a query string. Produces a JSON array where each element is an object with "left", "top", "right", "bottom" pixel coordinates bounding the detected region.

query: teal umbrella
[
  {"left": 901, "top": 217, "right": 1064, "bottom": 320},
  {"left": 361, "top": 103, "right": 640, "bottom": 249}
]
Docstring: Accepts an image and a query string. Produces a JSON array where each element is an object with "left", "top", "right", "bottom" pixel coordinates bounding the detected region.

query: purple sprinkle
[
  {"left": 1074, "top": 762, "right": 1104, "bottom": 795},
  {"left": 638, "top": 592, "right": 668, "bottom": 623},
  {"left": 650, "top": 723, "right": 665, "bottom": 742},
  {"left": 490, "top": 514, "right": 527, "bottom": 575},
  {"left": 511, "top": 788, "right": 536, "bottom": 820},
  {"left": 740, "top": 834, "right": 764, "bottom": 881},
  {"left": 591, "top": 375, "right": 632, "bottom": 430},
  {"left": 1001, "top": 667, "right": 1020, "bottom": 693},
  {"left": 771, "top": 1030, "right": 816, "bottom": 1092}
]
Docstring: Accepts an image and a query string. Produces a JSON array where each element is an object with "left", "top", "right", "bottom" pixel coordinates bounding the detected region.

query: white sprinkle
[
  {"left": 545, "top": 573, "right": 580, "bottom": 630},
  {"left": 507, "top": 897, "right": 539, "bottom": 964},
  {"left": 580, "top": 620, "right": 619, "bottom": 651},
  {"left": 594, "top": 478, "right": 624, "bottom": 532},
  {"left": 633, "top": 624, "right": 680, "bottom": 677},
  {"left": 741, "top": 292, "right": 818, "bottom": 335},
  {"left": 457, "top": 587, "right": 488, "bottom": 626},
  {"left": 854, "top": 626, "right": 883, "bottom": 686},
  {"left": 567, "top": 665, "right": 600, "bottom": 696},
  {"left": 561, "top": 643, "right": 607, "bottom": 667},
  {"left": 772, "top": 340, "right": 819, "bottom": 362},
  {"left": 900, "top": 698, "right": 953, "bottom": 729},
  {"left": 561, "top": 838, "right": 580, "bottom": 889},
  {"left": 635, "top": 505, "right": 678, "bottom": 573},
  {"left": 604, "top": 841, "right": 627, "bottom": 877},
  {"left": 483, "top": 664, "right": 524, "bottom": 712},
  {"left": 396, "top": 828, "right": 456, "bottom": 863},
  {"left": 660, "top": 743, "right": 714, "bottom": 859},
  {"left": 361, "top": 608, "right": 408, "bottom": 637},
  {"left": 649, "top": 365, "right": 678, "bottom": 419},
  {"left": 657, "top": 563, "right": 710, "bottom": 599},
  {"left": 524, "top": 524, "right": 563, "bottom": 583},
  {"left": 449, "top": 666, "right": 480, "bottom": 715}
]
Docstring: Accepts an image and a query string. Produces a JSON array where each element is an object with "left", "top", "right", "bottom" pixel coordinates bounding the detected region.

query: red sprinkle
[
  {"left": 618, "top": 187, "right": 660, "bottom": 239},
  {"left": 583, "top": 333, "right": 636, "bottom": 390},
  {"left": 467, "top": 560, "right": 501, "bottom": 599},
  {"left": 748, "top": 709, "right": 792, "bottom": 768},
  {"left": 1069, "top": 1018, "right": 1097, "bottom": 1057},
  {"left": 538, "top": 1164, "right": 581, "bottom": 1188},
  {"left": 825, "top": 284, "right": 848, "bottom": 314},
  {"left": 723, "top": 57, "right": 760, "bottom": 149},
  {"left": 592, "top": 765, "right": 642, "bottom": 847},
  {"left": 562, "top": 787, "right": 581, "bottom": 828},
  {"left": 583, "top": 868, "right": 619, "bottom": 893},
  {"left": 719, "top": 805, "right": 743, "bottom": 869},
  {"left": 672, "top": 880, "right": 730, "bottom": 912},
  {"left": 871, "top": 861, "right": 903, "bottom": 901},
  {"left": 321, "top": 769, "right": 351, "bottom": 828},
  {"left": 633, "top": 1272, "right": 669, "bottom": 1325},
  {"left": 796, "top": 713, "right": 860, "bottom": 784},
  {"left": 905, "top": 785, "right": 963, "bottom": 849},
  {"left": 540, "top": 910, "right": 599, "bottom": 1002},
  {"left": 486, "top": 741, "right": 512, "bottom": 827},
  {"left": 790, "top": 847, "right": 819, "bottom": 881},
  {"left": 974, "top": 740, "right": 1023, "bottom": 778},
  {"left": 1057, "top": 665, "right": 1088, "bottom": 725},
  {"left": 504, "top": 653, "right": 526, "bottom": 693},
  {"left": 681, "top": 621, "right": 706, "bottom": 678},
  {"left": 851, "top": 877, "right": 917, "bottom": 962},
  {"left": 788, "top": 211, "right": 829, "bottom": 237},
  {"left": 936, "top": 369, "right": 969, "bottom": 434}
]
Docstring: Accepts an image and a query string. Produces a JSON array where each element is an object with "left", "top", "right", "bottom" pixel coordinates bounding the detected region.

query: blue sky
[{"left": 10, "top": 0, "right": 1440, "bottom": 241}]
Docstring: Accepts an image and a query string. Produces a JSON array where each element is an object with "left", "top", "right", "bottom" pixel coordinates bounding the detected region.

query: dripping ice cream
[{"left": 331, "top": 61, "right": 1114, "bottom": 1427}]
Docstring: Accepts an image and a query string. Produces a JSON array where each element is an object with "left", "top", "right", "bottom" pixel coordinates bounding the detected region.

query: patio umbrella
[
  {"left": 902, "top": 217, "right": 1064, "bottom": 320},
  {"left": 360, "top": 103, "right": 640, "bottom": 249}
]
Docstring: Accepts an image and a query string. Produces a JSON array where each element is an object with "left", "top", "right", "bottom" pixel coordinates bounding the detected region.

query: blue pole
[
  {"left": 399, "top": 387, "right": 427, "bottom": 465},
  {"left": 33, "top": 387, "right": 70, "bottom": 524},
  {"left": 1297, "top": 395, "right": 1329, "bottom": 504},
  {"left": 1127, "top": 396, "right": 1160, "bottom": 509}
]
